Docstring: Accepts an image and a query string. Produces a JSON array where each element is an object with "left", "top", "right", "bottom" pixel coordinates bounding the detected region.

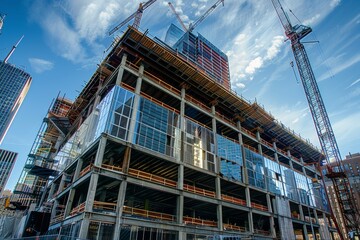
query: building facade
[
  {"left": 166, "top": 24, "right": 230, "bottom": 90},
  {"left": 0, "top": 61, "right": 32, "bottom": 144},
  {"left": 0, "top": 149, "right": 17, "bottom": 196},
  {"left": 17, "top": 27, "right": 339, "bottom": 239}
]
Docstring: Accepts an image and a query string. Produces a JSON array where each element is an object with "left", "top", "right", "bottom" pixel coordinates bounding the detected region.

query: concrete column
[
  {"left": 245, "top": 187, "right": 251, "bottom": 207},
  {"left": 94, "top": 136, "right": 107, "bottom": 167},
  {"left": 58, "top": 174, "right": 67, "bottom": 193},
  {"left": 303, "top": 224, "right": 309, "bottom": 240},
  {"left": 113, "top": 180, "right": 128, "bottom": 240},
  {"left": 256, "top": 131, "right": 263, "bottom": 155},
  {"left": 178, "top": 164, "right": 184, "bottom": 190},
  {"left": 211, "top": 105, "right": 219, "bottom": 172},
  {"left": 50, "top": 199, "right": 59, "bottom": 219},
  {"left": 127, "top": 64, "right": 144, "bottom": 144},
  {"left": 180, "top": 87, "right": 186, "bottom": 131},
  {"left": 178, "top": 231, "right": 186, "bottom": 240},
  {"left": 64, "top": 188, "right": 76, "bottom": 217},
  {"left": 73, "top": 158, "right": 83, "bottom": 181},
  {"left": 217, "top": 204, "right": 223, "bottom": 230},
  {"left": 47, "top": 182, "right": 56, "bottom": 200},
  {"left": 116, "top": 53, "right": 127, "bottom": 85},
  {"left": 121, "top": 147, "right": 131, "bottom": 174},
  {"left": 236, "top": 121, "right": 243, "bottom": 144},
  {"left": 84, "top": 173, "right": 99, "bottom": 212},
  {"left": 249, "top": 211, "right": 254, "bottom": 233},
  {"left": 176, "top": 194, "right": 184, "bottom": 224},
  {"left": 236, "top": 121, "right": 247, "bottom": 184},
  {"left": 267, "top": 194, "right": 276, "bottom": 237},
  {"left": 78, "top": 217, "right": 90, "bottom": 239}
]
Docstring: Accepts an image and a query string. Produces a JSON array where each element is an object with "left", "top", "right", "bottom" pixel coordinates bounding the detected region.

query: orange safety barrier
[
  {"left": 223, "top": 223, "right": 246, "bottom": 232},
  {"left": 261, "top": 139, "right": 274, "bottom": 149},
  {"left": 185, "top": 95, "right": 211, "bottom": 112},
  {"left": 183, "top": 216, "right": 217, "bottom": 227},
  {"left": 123, "top": 206, "right": 175, "bottom": 222},
  {"left": 221, "top": 194, "right": 246, "bottom": 206},
  {"left": 101, "top": 163, "right": 123, "bottom": 172},
  {"left": 93, "top": 201, "right": 117, "bottom": 211},
  {"left": 128, "top": 168, "right": 177, "bottom": 188},
  {"left": 251, "top": 202, "right": 268, "bottom": 211},
  {"left": 183, "top": 184, "right": 216, "bottom": 198},
  {"left": 242, "top": 128, "right": 256, "bottom": 138},
  {"left": 70, "top": 202, "right": 85, "bottom": 216},
  {"left": 79, "top": 164, "right": 92, "bottom": 177},
  {"left": 143, "top": 70, "right": 181, "bottom": 96}
]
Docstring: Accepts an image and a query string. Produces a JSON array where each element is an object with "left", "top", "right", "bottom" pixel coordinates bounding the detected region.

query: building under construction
[{"left": 10, "top": 26, "right": 342, "bottom": 239}]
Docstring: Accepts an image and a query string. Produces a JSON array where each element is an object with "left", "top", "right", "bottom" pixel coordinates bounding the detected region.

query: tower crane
[
  {"left": 271, "top": 0, "right": 360, "bottom": 239},
  {"left": 109, "top": 0, "right": 156, "bottom": 36},
  {"left": 168, "top": 0, "right": 224, "bottom": 33}
]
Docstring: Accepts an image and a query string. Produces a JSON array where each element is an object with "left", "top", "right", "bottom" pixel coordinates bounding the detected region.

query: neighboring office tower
[
  {"left": 0, "top": 149, "right": 17, "bottom": 196},
  {"left": 24, "top": 27, "right": 338, "bottom": 239},
  {"left": 0, "top": 36, "right": 32, "bottom": 144},
  {"left": 165, "top": 24, "right": 231, "bottom": 90}
]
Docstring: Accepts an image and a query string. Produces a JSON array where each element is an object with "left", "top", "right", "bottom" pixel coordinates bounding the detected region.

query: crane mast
[
  {"left": 109, "top": 0, "right": 156, "bottom": 36},
  {"left": 168, "top": 0, "right": 224, "bottom": 33},
  {"left": 271, "top": 0, "right": 360, "bottom": 239}
]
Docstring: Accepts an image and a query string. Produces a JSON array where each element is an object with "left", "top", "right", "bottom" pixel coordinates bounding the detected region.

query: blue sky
[{"left": 1, "top": 0, "right": 359, "bottom": 191}]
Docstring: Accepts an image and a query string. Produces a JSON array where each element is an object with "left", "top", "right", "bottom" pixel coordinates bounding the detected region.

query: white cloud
[
  {"left": 347, "top": 78, "right": 360, "bottom": 88},
  {"left": 28, "top": 58, "right": 54, "bottom": 73},
  {"left": 245, "top": 57, "right": 264, "bottom": 74},
  {"left": 235, "top": 82, "right": 245, "bottom": 89},
  {"left": 265, "top": 35, "right": 284, "bottom": 60}
]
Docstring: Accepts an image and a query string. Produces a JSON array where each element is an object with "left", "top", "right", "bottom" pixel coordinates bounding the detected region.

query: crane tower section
[{"left": 271, "top": 0, "right": 360, "bottom": 239}]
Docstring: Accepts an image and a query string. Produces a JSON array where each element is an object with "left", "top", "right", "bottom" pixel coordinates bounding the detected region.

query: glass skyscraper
[
  {"left": 0, "top": 148, "right": 17, "bottom": 196},
  {"left": 0, "top": 61, "right": 32, "bottom": 144}
]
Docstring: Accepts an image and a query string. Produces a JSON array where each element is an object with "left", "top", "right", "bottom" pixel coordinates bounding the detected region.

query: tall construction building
[
  {"left": 323, "top": 153, "right": 360, "bottom": 239},
  {"left": 0, "top": 37, "right": 32, "bottom": 144},
  {"left": 14, "top": 26, "right": 340, "bottom": 239},
  {"left": 0, "top": 149, "right": 17, "bottom": 196},
  {"left": 165, "top": 24, "right": 231, "bottom": 90}
]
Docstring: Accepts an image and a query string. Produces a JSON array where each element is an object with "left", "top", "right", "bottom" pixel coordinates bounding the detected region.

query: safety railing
[
  {"left": 69, "top": 202, "right": 85, "bottom": 216},
  {"left": 101, "top": 163, "right": 123, "bottom": 173},
  {"left": 183, "top": 216, "right": 217, "bottom": 227},
  {"left": 241, "top": 128, "right": 256, "bottom": 138},
  {"left": 183, "top": 184, "right": 216, "bottom": 198},
  {"left": 223, "top": 223, "right": 246, "bottom": 232},
  {"left": 221, "top": 194, "right": 246, "bottom": 206},
  {"left": 128, "top": 168, "right": 177, "bottom": 188},
  {"left": 123, "top": 206, "right": 175, "bottom": 222},
  {"left": 251, "top": 202, "right": 268, "bottom": 211},
  {"left": 79, "top": 164, "right": 92, "bottom": 178},
  {"left": 93, "top": 201, "right": 117, "bottom": 212}
]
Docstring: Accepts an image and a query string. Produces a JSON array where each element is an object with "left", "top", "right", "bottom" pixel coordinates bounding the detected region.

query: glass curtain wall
[
  {"left": 245, "top": 148, "right": 266, "bottom": 190},
  {"left": 218, "top": 135, "right": 242, "bottom": 182},
  {"left": 184, "top": 119, "right": 215, "bottom": 172},
  {"left": 51, "top": 85, "right": 328, "bottom": 211}
]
